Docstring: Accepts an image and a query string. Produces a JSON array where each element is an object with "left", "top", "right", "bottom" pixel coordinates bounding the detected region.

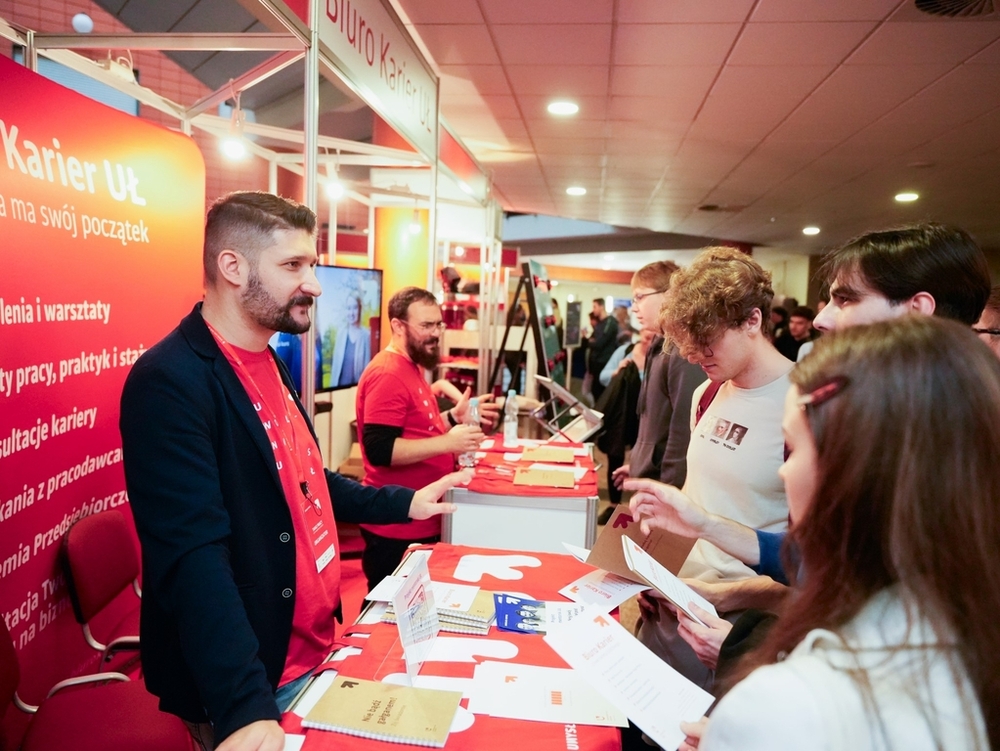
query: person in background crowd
[
  {"left": 614, "top": 304, "right": 634, "bottom": 345},
  {"left": 685, "top": 317, "right": 996, "bottom": 751},
  {"left": 627, "top": 221, "right": 993, "bottom": 681},
  {"left": 120, "top": 192, "right": 465, "bottom": 751},
  {"left": 595, "top": 329, "right": 656, "bottom": 515},
  {"left": 768, "top": 306, "right": 788, "bottom": 342},
  {"left": 774, "top": 305, "right": 816, "bottom": 361},
  {"left": 606, "top": 261, "right": 705, "bottom": 527},
  {"left": 355, "top": 286, "right": 498, "bottom": 591},
  {"left": 634, "top": 246, "right": 792, "bottom": 691},
  {"left": 587, "top": 298, "right": 619, "bottom": 403},
  {"left": 973, "top": 284, "right": 1000, "bottom": 360}
]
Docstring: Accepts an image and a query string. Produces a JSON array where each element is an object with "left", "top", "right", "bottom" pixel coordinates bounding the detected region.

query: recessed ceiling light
[
  {"left": 895, "top": 192, "right": 919, "bottom": 202},
  {"left": 566, "top": 186, "right": 587, "bottom": 196},
  {"left": 802, "top": 226, "right": 821, "bottom": 236},
  {"left": 547, "top": 100, "right": 579, "bottom": 116}
]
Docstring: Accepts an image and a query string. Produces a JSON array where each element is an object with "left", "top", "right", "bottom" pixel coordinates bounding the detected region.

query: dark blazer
[{"left": 120, "top": 304, "right": 413, "bottom": 743}]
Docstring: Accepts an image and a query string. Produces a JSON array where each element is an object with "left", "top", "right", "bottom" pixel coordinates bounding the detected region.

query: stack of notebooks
[
  {"left": 303, "top": 676, "right": 462, "bottom": 747},
  {"left": 383, "top": 588, "right": 496, "bottom": 635}
]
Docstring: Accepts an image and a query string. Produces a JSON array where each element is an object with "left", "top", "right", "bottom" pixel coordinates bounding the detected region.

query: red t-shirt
[
  {"left": 216, "top": 340, "right": 342, "bottom": 686},
  {"left": 356, "top": 349, "right": 453, "bottom": 539}
]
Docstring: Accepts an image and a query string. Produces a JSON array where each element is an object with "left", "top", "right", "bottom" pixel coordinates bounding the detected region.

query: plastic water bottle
[
  {"left": 459, "top": 397, "right": 480, "bottom": 468},
  {"left": 503, "top": 389, "right": 519, "bottom": 447}
]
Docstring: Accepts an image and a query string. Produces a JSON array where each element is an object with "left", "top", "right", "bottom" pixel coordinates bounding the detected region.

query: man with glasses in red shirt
[{"left": 356, "top": 287, "right": 498, "bottom": 590}]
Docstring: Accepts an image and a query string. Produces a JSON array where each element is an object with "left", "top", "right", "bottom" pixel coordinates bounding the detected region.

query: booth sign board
[{"left": 319, "top": 0, "right": 439, "bottom": 159}]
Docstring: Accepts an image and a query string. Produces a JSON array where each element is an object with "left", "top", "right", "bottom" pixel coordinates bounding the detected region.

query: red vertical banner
[{"left": 0, "top": 56, "right": 205, "bottom": 696}]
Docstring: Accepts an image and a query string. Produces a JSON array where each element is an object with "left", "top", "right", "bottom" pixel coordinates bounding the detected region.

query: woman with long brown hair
[{"left": 695, "top": 315, "right": 995, "bottom": 750}]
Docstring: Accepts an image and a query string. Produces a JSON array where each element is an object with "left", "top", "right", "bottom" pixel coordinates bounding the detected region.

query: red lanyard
[{"left": 205, "top": 321, "right": 320, "bottom": 514}]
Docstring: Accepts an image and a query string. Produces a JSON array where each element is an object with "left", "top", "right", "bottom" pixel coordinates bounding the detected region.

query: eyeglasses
[
  {"left": 973, "top": 327, "right": 1000, "bottom": 337},
  {"left": 401, "top": 319, "right": 447, "bottom": 333},
  {"left": 631, "top": 289, "right": 666, "bottom": 304}
]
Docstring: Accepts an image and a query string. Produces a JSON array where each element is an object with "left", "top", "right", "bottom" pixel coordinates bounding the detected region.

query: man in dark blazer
[{"left": 120, "top": 192, "right": 464, "bottom": 751}]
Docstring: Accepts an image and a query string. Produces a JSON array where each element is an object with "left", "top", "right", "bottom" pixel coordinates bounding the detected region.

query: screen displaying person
[{"left": 330, "top": 292, "right": 371, "bottom": 387}]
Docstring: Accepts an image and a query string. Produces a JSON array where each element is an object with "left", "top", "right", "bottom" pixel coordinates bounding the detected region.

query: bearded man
[
  {"left": 120, "top": 193, "right": 465, "bottom": 751},
  {"left": 355, "top": 286, "right": 497, "bottom": 590}
]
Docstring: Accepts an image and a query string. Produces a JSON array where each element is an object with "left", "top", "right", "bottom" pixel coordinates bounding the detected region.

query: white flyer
[
  {"left": 467, "top": 660, "right": 628, "bottom": 727},
  {"left": 558, "top": 568, "right": 648, "bottom": 612},
  {"left": 544, "top": 609, "right": 714, "bottom": 750},
  {"left": 621, "top": 536, "right": 719, "bottom": 626},
  {"left": 561, "top": 542, "right": 591, "bottom": 562}
]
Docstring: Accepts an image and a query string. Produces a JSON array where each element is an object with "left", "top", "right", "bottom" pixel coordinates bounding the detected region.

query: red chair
[
  {"left": 0, "top": 619, "right": 192, "bottom": 751},
  {"left": 62, "top": 510, "right": 142, "bottom": 672}
]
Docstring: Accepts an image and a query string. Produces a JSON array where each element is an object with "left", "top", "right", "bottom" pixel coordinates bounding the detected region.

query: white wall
[{"left": 753, "top": 249, "right": 812, "bottom": 306}]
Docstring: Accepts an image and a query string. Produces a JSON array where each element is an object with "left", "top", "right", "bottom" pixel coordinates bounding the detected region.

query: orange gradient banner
[{"left": 0, "top": 55, "right": 205, "bottom": 700}]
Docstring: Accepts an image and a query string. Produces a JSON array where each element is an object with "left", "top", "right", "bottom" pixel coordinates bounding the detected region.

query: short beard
[
  {"left": 242, "top": 268, "right": 313, "bottom": 334},
  {"left": 406, "top": 331, "right": 440, "bottom": 369}
]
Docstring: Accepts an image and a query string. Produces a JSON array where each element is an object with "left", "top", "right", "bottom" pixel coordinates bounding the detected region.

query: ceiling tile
[
  {"left": 614, "top": 24, "right": 742, "bottom": 66},
  {"left": 906, "top": 108, "right": 1000, "bottom": 165},
  {"left": 848, "top": 21, "right": 1000, "bottom": 66},
  {"left": 396, "top": 0, "right": 485, "bottom": 24},
  {"left": 611, "top": 65, "right": 719, "bottom": 98},
  {"left": 527, "top": 118, "right": 609, "bottom": 139},
  {"left": 688, "top": 65, "right": 831, "bottom": 141},
  {"left": 750, "top": 0, "right": 899, "bottom": 22},
  {"left": 439, "top": 65, "right": 512, "bottom": 95},
  {"left": 617, "top": 0, "right": 755, "bottom": 24},
  {"left": 772, "top": 63, "right": 956, "bottom": 142},
  {"left": 505, "top": 65, "right": 611, "bottom": 97},
  {"left": 532, "top": 137, "right": 607, "bottom": 155},
  {"left": 491, "top": 24, "right": 612, "bottom": 65},
  {"left": 412, "top": 24, "right": 501, "bottom": 65},
  {"left": 483, "top": 0, "right": 613, "bottom": 24},
  {"left": 903, "top": 65, "right": 1000, "bottom": 124},
  {"left": 967, "top": 37, "right": 1000, "bottom": 65},
  {"left": 609, "top": 91, "right": 706, "bottom": 125},
  {"left": 729, "top": 22, "right": 876, "bottom": 66},
  {"left": 440, "top": 93, "right": 521, "bottom": 119}
]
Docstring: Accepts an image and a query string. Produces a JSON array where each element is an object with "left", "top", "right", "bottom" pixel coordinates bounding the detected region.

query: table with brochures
[
  {"left": 441, "top": 439, "right": 600, "bottom": 554},
  {"left": 280, "top": 543, "right": 622, "bottom": 751}
]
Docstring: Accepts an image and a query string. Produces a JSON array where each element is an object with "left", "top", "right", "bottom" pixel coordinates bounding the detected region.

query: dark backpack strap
[{"left": 695, "top": 380, "right": 723, "bottom": 424}]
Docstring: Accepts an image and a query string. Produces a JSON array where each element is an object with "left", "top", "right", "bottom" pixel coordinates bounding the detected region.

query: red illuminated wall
[{"left": 0, "top": 56, "right": 205, "bottom": 709}]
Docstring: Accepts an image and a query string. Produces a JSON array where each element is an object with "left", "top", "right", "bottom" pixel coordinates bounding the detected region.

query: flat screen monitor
[{"left": 270, "top": 266, "right": 383, "bottom": 394}]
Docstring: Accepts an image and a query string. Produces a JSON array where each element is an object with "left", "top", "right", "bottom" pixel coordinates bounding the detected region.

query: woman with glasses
[{"left": 682, "top": 316, "right": 994, "bottom": 751}]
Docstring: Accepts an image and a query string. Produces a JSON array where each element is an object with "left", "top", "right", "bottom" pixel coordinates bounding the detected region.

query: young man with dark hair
[
  {"left": 356, "top": 286, "right": 498, "bottom": 591},
  {"left": 774, "top": 305, "right": 816, "bottom": 361},
  {"left": 814, "top": 222, "right": 990, "bottom": 332},
  {"left": 121, "top": 193, "right": 464, "bottom": 751}
]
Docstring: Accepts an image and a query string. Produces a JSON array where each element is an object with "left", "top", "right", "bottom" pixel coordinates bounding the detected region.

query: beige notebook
[{"left": 303, "top": 677, "right": 463, "bottom": 747}]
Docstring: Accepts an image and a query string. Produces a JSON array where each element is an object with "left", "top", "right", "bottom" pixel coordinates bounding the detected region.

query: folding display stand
[{"left": 532, "top": 375, "right": 604, "bottom": 443}]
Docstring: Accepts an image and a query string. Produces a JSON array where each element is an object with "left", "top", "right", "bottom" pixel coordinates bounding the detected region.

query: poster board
[
  {"left": 564, "top": 300, "right": 582, "bottom": 348},
  {"left": 0, "top": 55, "right": 205, "bottom": 697}
]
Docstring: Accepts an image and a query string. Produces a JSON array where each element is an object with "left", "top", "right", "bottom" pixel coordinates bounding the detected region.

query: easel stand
[{"left": 487, "top": 273, "right": 535, "bottom": 394}]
